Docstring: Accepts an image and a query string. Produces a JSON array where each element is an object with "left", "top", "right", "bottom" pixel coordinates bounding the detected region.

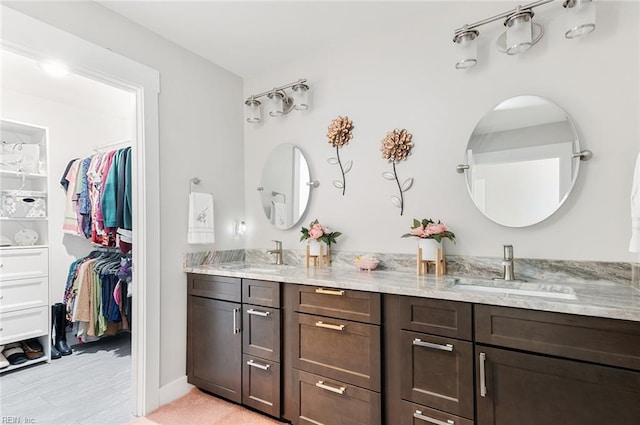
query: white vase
[
  {"left": 419, "top": 238, "right": 442, "bottom": 261},
  {"left": 308, "top": 239, "right": 326, "bottom": 256}
]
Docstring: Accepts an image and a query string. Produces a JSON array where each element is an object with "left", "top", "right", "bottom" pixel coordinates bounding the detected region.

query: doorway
[{"left": 1, "top": 5, "right": 161, "bottom": 418}]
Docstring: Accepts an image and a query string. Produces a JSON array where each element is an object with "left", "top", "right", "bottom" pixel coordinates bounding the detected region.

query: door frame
[{"left": 1, "top": 6, "right": 162, "bottom": 416}]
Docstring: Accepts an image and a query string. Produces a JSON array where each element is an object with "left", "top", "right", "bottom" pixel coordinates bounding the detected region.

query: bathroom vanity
[{"left": 185, "top": 264, "right": 640, "bottom": 425}]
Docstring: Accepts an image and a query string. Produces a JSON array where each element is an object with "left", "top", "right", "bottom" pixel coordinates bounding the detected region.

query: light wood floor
[{"left": 0, "top": 332, "right": 134, "bottom": 425}]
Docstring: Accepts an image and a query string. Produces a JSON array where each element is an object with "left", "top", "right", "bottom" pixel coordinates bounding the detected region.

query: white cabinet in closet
[
  {"left": 0, "top": 246, "right": 51, "bottom": 372},
  {"left": 0, "top": 119, "right": 50, "bottom": 372},
  {"left": 0, "top": 119, "right": 49, "bottom": 247}
]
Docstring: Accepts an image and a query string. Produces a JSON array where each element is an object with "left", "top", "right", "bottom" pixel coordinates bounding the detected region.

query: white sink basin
[{"left": 453, "top": 278, "right": 577, "bottom": 300}]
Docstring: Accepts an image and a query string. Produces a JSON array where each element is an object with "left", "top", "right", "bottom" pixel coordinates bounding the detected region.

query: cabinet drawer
[
  {"left": 400, "top": 296, "right": 472, "bottom": 340},
  {"left": 401, "top": 330, "right": 474, "bottom": 419},
  {"left": 289, "top": 284, "right": 381, "bottom": 324},
  {"left": 476, "top": 345, "right": 640, "bottom": 425},
  {"left": 292, "top": 312, "right": 381, "bottom": 391},
  {"left": 292, "top": 369, "right": 381, "bottom": 425},
  {"left": 243, "top": 279, "right": 280, "bottom": 308},
  {"left": 475, "top": 305, "right": 640, "bottom": 370},
  {"left": 242, "top": 354, "right": 280, "bottom": 418},
  {"left": 0, "top": 306, "right": 48, "bottom": 344},
  {"left": 187, "top": 273, "right": 241, "bottom": 302},
  {"left": 401, "top": 400, "right": 473, "bottom": 425},
  {"left": 0, "top": 247, "right": 48, "bottom": 281},
  {"left": 243, "top": 304, "right": 280, "bottom": 362},
  {"left": 0, "top": 276, "right": 48, "bottom": 313}
]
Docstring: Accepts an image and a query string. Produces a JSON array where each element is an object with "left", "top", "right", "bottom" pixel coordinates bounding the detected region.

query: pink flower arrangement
[
  {"left": 402, "top": 218, "right": 455, "bottom": 243},
  {"left": 300, "top": 219, "right": 342, "bottom": 245}
]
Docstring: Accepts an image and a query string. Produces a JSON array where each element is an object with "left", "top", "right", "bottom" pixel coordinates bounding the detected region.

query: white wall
[
  {"left": 1, "top": 86, "right": 133, "bottom": 303},
  {"left": 4, "top": 1, "right": 245, "bottom": 391},
  {"left": 244, "top": 1, "right": 640, "bottom": 263}
]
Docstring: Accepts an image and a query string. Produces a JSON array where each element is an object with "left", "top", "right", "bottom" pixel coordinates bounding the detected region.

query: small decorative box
[{"left": 0, "top": 190, "right": 47, "bottom": 218}]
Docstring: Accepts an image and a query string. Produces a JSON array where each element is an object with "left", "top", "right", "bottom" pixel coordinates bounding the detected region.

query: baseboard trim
[{"left": 158, "top": 375, "right": 194, "bottom": 406}]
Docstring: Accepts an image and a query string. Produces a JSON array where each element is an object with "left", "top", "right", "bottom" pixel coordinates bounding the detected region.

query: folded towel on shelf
[
  {"left": 630, "top": 153, "right": 640, "bottom": 252},
  {"left": 188, "top": 192, "right": 215, "bottom": 244}
]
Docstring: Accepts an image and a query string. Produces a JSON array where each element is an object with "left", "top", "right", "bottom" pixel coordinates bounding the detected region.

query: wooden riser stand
[
  {"left": 417, "top": 247, "right": 446, "bottom": 276},
  {"left": 306, "top": 244, "right": 331, "bottom": 268}
]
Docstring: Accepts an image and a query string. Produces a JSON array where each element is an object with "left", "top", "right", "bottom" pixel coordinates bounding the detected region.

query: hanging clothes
[
  {"left": 60, "top": 147, "right": 132, "bottom": 249},
  {"left": 64, "top": 249, "right": 132, "bottom": 343}
]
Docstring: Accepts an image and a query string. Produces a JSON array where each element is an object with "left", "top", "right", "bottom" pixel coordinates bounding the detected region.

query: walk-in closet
[{"left": 0, "top": 48, "right": 137, "bottom": 424}]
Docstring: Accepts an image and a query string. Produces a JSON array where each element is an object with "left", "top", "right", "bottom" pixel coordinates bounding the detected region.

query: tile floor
[{"left": 0, "top": 333, "right": 134, "bottom": 425}]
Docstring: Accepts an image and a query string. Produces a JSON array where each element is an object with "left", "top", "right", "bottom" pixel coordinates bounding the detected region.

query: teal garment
[
  {"left": 123, "top": 148, "right": 132, "bottom": 230},
  {"left": 101, "top": 149, "right": 122, "bottom": 228}
]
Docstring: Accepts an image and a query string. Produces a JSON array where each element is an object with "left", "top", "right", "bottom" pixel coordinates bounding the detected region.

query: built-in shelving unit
[{"left": 0, "top": 118, "right": 50, "bottom": 373}]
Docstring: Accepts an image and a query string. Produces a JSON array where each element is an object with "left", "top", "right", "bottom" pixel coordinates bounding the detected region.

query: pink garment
[
  {"left": 113, "top": 281, "right": 121, "bottom": 306},
  {"left": 62, "top": 160, "right": 82, "bottom": 235},
  {"left": 87, "top": 154, "right": 104, "bottom": 243},
  {"left": 94, "top": 150, "right": 116, "bottom": 239}
]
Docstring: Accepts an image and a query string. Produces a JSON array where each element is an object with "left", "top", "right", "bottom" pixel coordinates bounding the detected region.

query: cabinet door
[
  {"left": 243, "top": 304, "right": 280, "bottom": 362},
  {"left": 292, "top": 312, "right": 381, "bottom": 391},
  {"left": 401, "top": 330, "right": 474, "bottom": 419},
  {"left": 477, "top": 346, "right": 640, "bottom": 425},
  {"left": 292, "top": 369, "right": 381, "bottom": 425},
  {"left": 187, "top": 296, "right": 242, "bottom": 402},
  {"left": 242, "top": 354, "right": 280, "bottom": 417}
]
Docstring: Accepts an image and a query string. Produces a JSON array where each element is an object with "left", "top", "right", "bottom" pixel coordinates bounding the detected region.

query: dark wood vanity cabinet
[
  {"left": 285, "top": 284, "right": 382, "bottom": 425},
  {"left": 475, "top": 305, "right": 640, "bottom": 425},
  {"left": 187, "top": 274, "right": 282, "bottom": 417},
  {"left": 187, "top": 274, "right": 242, "bottom": 402},
  {"left": 386, "top": 295, "right": 474, "bottom": 425}
]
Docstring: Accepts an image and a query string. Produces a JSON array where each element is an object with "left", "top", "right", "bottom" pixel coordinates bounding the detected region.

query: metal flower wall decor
[
  {"left": 381, "top": 128, "right": 414, "bottom": 215},
  {"left": 326, "top": 116, "right": 354, "bottom": 195}
]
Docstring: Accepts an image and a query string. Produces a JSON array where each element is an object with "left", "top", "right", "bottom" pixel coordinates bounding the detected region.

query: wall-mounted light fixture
[
  {"left": 234, "top": 220, "right": 246, "bottom": 238},
  {"left": 244, "top": 78, "right": 310, "bottom": 124},
  {"left": 453, "top": 0, "right": 596, "bottom": 70}
]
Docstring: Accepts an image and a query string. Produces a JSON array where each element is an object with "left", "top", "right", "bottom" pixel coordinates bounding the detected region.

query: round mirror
[
  {"left": 260, "top": 143, "right": 312, "bottom": 229},
  {"left": 463, "top": 96, "right": 581, "bottom": 227}
]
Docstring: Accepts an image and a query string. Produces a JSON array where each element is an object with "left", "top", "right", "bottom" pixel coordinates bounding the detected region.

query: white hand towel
[
  {"left": 271, "top": 201, "right": 287, "bottom": 228},
  {"left": 630, "top": 153, "right": 640, "bottom": 252},
  {"left": 188, "top": 192, "right": 215, "bottom": 244}
]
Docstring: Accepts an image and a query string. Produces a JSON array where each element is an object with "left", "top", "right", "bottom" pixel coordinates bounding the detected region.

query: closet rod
[{"left": 94, "top": 139, "right": 131, "bottom": 152}]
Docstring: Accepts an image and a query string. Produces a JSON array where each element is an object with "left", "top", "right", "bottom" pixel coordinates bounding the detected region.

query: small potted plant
[
  {"left": 300, "top": 219, "right": 342, "bottom": 257},
  {"left": 402, "top": 218, "right": 455, "bottom": 261}
]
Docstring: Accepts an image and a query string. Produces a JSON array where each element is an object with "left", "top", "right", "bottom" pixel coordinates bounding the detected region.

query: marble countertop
[{"left": 184, "top": 262, "right": 640, "bottom": 323}]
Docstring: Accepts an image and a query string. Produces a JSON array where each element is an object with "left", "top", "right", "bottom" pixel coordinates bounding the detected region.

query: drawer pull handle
[
  {"left": 247, "top": 359, "right": 271, "bottom": 370},
  {"left": 479, "top": 352, "right": 487, "bottom": 397},
  {"left": 247, "top": 308, "right": 271, "bottom": 317},
  {"left": 413, "top": 338, "right": 454, "bottom": 352},
  {"left": 315, "top": 288, "right": 345, "bottom": 296},
  {"left": 315, "top": 321, "right": 345, "bottom": 331},
  {"left": 315, "top": 380, "right": 346, "bottom": 395},
  {"left": 233, "top": 308, "right": 240, "bottom": 335},
  {"left": 413, "top": 410, "right": 454, "bottom": 425}
]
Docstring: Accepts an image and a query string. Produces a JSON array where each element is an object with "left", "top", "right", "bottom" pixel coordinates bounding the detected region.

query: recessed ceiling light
[{"left": 39, "top": 60, "right": 70, "bottom": 77}]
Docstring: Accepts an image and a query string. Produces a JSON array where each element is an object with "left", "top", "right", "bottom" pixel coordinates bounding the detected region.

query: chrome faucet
[
  {"left": 267, "top": 240, "right": 284, "bottom": 265},
  {"left": 494, "top": 244, "right": 525, "bottom": 282}
]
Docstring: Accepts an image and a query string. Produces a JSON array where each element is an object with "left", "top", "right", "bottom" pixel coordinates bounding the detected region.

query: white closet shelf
[
  {"left": 0, "top": 217, "right": 48, "bottom": 221},
  {"left": 0, "top": 355, "right": 49, "bottom": 374},
  {"left": 0, "top": 170, "right": 47, "bottom": 178}
]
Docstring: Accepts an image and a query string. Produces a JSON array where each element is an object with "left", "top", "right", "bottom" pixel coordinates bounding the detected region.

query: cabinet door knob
[
  {"left": 315, "top": 320, "right": 345, "bottom": 331},
  {"left": 247, "top": 308, "right": 270, "bottom": 317},
  {"left": 413, "top": 410, "right": 455, "bottom": 425},
  {"left": 315, "top": 380, "right": 346, "bottom": 395},
  {"left": 413, "top": 338, "right": 454, "bottom": 352},
  {"left": 314, "top": 288, "right": 345, "bottom": 296},
  {"left": 246, "top": 359, "right": 271, "bottom": 370}
]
